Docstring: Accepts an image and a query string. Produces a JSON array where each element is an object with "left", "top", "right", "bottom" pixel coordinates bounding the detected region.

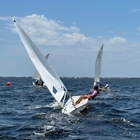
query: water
[{"left": 0, "top": 77, "right": 140, "bottom": 140}]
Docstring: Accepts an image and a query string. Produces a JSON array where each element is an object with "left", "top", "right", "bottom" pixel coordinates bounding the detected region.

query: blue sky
[{"left": 1, "top": 0, "right": 140, "bottom": 77}]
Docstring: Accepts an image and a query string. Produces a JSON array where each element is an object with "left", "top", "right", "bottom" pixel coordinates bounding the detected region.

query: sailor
[
  {"left": 104, "top": 82, "right": 109, "bottom": 89},
  {"left": 73, "top": 85, "right": 100, "bottom": 105},
  {"left": 35, "top": 80, "right": 39, "bottom": 86},
  {"left": 100, "top": 84, "right": 103, "bottom": 88},
  {"left": 40, "top": 81, "right": 44, "bottom": 86}
]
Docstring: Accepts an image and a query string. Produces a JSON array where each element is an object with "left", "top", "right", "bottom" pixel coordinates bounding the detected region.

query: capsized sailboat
[
  {"left": 32, "top": 54, "right": 49, "bottom": 87},
  {"left": 12, "top": 17, "right": 88, "bottom": 114},
  {"left": 94, "top": 45, "right": 110, "bottom": 92}
]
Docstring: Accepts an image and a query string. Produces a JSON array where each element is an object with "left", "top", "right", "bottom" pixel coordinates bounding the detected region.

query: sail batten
[{"left": 13, "top": 18, "right": 66, "bottom": 103}]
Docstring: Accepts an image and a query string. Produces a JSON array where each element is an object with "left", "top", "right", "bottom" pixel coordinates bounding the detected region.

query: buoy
[{"left": 6, "top": 82, "right": 11, "bottom": 86}]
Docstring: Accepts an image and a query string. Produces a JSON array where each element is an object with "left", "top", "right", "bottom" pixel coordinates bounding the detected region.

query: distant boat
[
  {"left": 12, "top": 17, "right": 88, "bottom": 114},
  {"left": 32, "top": 54, "right": 49, "bottom": 87},
  {"left": 93, "top": 45, "right": 110, "bottom": 92}
]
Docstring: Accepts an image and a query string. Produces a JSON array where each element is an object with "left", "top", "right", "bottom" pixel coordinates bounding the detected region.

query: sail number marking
[{"left": 28, "top": 51, "right": 36, "bottom": 58}]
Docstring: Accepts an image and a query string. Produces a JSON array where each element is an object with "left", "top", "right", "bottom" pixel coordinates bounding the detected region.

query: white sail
[
  {"left": 12, "top": 18, "right": 67, "bottom": 103},
  {"left": 32, "top": 54, "right": 49, "bottom": 80},
  {"left": 94, "top": 45, "right": 103, "bottom": 86},
  {"left": 32, "top": 70, "right": 41, "bottom": 80}
]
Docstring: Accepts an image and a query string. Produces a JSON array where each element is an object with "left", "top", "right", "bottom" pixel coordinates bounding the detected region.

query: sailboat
[
  {"left": 94, "top": 45, "right": 110, "bottom": 92},
  {"left": 12, "top": 17, "right": 88, "bottom": 114},
  {"left": 32, "top": 54, "right": 49, "bottom": 87}
]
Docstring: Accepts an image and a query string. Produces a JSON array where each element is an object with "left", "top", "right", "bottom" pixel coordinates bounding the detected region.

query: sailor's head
[{"left": 94, "top": 85, "right": 98, "bottom": 90}]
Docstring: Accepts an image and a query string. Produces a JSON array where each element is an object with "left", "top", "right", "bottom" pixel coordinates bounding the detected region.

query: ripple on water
[{"left": 0, "top": 77, "right": 140, "bottom": 139}]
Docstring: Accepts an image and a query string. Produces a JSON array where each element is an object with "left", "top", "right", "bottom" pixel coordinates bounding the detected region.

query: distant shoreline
[{"left": 0, "top": 76, "right": 140, "bottom": 79}]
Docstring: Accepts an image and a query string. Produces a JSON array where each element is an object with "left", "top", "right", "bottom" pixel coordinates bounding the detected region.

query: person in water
[{"left": 74, "top": 85, "right": 99, "bottom": 105}]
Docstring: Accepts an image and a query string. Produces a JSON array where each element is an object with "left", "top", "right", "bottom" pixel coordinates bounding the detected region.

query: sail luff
[{"left": 13, "top": 18, "right": 66, "bottom": 103}]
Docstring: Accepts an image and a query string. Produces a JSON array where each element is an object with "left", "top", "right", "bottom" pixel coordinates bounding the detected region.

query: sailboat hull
[
  {"left": 32, "top": 82, "right": 46, "bottom": 87},
  {"left": 61, "top": 96, "right": 88, "bottom": 114},
  {"left": 99, "top": 87, "right": 110, "bottom": 92}
]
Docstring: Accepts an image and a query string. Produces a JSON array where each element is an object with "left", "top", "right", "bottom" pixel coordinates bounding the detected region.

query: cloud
[
  {"left": 4, "top": 14, "right": 92, "bottom": 46},
  {"left": 0, "top": 14, "right": 138, "bottom": 61},
  {"left": 1, "top": 14, "right": 140, "bottom": 77},
  {"left": 0, "top": 14, "right": 128, "bottom": 50},
  {"left": 130, "top": 9, "right": 140, "bottom": 12},
  {"left": 107, "top": 36, "right": 127, "bottom": 44},
  {"left": 0, "top": 16, "right": 11, "bottom": 20}
]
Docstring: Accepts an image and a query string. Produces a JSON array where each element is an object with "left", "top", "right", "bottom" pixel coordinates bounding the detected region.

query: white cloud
[
  {"left": 70, "top": 26, "right": 80, "bottom": 32},
  {"left": 130, "top": 9, "right": 140, "bottom": 12},
  {"left": 0, "top": 14, "right": 128, "bottom": 51},
  {"left": 1, "top": 14, "right": 140, "bottom": 77},
  {"left": 0, "top": 16, "right": 11, "bottom": 20},
  {"left": 6, "top": 14, "right": 91, "bottom": 46},
  {"left": 107, "top": 36, "right": 127, "bottom": 44}
]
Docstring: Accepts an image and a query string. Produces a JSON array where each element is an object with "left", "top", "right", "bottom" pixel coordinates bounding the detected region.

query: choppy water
[{"left": 0, "top": 77, "right": 140, "bottom": 140}]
